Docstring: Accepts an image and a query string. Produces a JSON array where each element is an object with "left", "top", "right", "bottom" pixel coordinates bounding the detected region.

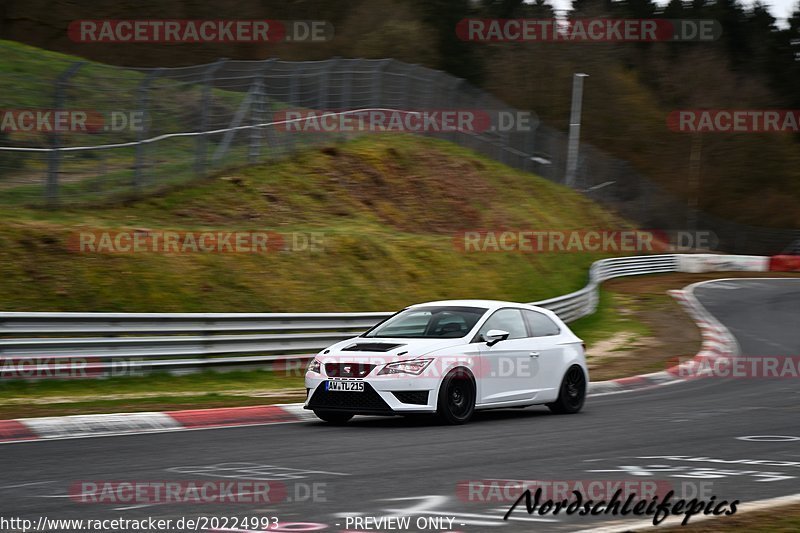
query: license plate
[{"left": 326, "top": 380, "right": 364, "bottom": 392}]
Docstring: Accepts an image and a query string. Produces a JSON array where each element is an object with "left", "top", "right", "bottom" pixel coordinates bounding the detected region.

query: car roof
[{"left": 409, "top": 299, "right": 549, "bottom": 313}]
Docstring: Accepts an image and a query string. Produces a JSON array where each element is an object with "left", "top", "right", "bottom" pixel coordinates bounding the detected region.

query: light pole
[{"left": 565, "top": 73, "right": 588, "bottom": 188}]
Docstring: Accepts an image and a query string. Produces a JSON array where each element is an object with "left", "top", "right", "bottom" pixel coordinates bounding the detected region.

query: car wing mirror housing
[{"left": 484, "top": 329, "right": 510, "bottom": 346}]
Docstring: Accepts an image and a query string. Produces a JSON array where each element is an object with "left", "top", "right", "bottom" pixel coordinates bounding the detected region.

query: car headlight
[
  {"left": 378, "top": 359, "right": 433, "bottom": 376},
  {"left": 307, "top": 359, "right": 321, "bottom": 373}
]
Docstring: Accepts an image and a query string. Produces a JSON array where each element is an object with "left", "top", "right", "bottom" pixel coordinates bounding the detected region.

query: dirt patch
[
  {"left": 587, "top": 331, "right": 661, "bottom": 375},
  {"left": 588, "top": 291, "right": 701, "bottom": 381},
  {"left": 324, "top": 148, "right": 503, "bottom": 233},
  {"left": 589, "top": 271, "right": 800, "bottom": 381}
]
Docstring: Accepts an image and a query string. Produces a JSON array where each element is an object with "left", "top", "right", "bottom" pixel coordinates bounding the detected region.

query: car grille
[
  {"left": 324, "top": 362, "right": 376, "bottom": 378},
  {"left": 391, "top": 391, "right": 429, "bottom": 405},
  {"left": 308, "top": 382, "right": 392, "bottom": 413}
]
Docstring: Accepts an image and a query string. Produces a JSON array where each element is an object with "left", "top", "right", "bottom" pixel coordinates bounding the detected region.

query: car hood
[{"left": 318, "top": 336, "right": 469, "bottom": 363}]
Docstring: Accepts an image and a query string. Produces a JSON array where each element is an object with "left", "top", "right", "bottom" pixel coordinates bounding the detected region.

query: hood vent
[{"left": 342, "top": 342, "right": 405, "bottom": 352}]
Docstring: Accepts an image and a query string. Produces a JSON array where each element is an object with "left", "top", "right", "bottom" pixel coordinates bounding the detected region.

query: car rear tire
[
  {"left": 313, "top": 410, "right": 354, "bottom": 424},
  {"left": 547, "top": 365, "right": 586, "bottom": 414},
  {"left": 436, "top": 368, "right": 475, "bottom": 425}
]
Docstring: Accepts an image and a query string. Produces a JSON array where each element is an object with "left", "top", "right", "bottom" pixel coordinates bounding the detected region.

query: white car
[{"left": 304, "top": 300, "right": 588, "bottom": 424}]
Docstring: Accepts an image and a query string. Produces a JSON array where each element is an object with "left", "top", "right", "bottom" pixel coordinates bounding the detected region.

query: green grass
[{"left": 0, "top": 369, "right": 303, "bottom": 398}]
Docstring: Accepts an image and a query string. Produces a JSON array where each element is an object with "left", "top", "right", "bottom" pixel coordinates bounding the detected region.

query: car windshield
[{"left": 363, "top": 306, "right": 488, "bottom": 338}]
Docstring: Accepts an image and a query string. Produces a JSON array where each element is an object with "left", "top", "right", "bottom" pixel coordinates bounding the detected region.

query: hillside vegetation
[{"left": 0, "top": 135, "right": 630, "bottom": 312}]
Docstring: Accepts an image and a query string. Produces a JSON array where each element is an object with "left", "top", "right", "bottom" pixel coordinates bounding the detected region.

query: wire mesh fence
[{"left": 0, "top": 43, "right": 797, "bottom": 254}]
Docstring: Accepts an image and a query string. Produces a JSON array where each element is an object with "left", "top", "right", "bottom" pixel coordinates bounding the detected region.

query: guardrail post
[
  {"left": 195, "top": 59, "right": 226, "bottom": 178},
  {"left": 133, "top": 68, "right": 161, "bottom": 193},
  {"left": 46, "top": 61, "right": 84, "bottom": 207}
]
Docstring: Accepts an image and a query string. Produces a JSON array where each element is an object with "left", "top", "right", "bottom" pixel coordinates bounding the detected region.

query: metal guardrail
[
  {"left": 0, "top": 312, "right": 391, "bottom": 335},
  {"left": 535, "top": 254, "right": 677, "bottom": 322},
  {"left": 0, "top": 255, "right": 679, "bottom": 376}
]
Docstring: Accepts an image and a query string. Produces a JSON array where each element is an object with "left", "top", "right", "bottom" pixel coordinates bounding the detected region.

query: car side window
[
  {"left": 477, "top": 308, "right": 527, "bottom": 340},
  {"left": 523, "top": 310, "right": 561, "bottom": 337}
]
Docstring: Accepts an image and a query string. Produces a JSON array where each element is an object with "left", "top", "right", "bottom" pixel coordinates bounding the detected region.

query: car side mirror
[{"left": 484, "top": 329, "right": 510, "bottom": 346}]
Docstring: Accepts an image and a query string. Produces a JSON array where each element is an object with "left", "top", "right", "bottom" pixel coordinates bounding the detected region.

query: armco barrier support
[
  {"left": 677, "top": 254, "right": 769, "bottom": 273},
  {"left": 769, "top": 255, "right": 800, "bottom": 271}
]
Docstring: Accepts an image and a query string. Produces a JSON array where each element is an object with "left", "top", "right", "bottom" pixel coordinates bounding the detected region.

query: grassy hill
[{"left": 0, "top": 135, "right": 631, "bottom": 312}]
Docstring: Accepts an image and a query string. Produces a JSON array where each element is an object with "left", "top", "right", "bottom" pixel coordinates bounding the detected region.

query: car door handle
[{"left": 529, "top": 351, "right": 540, "bottom": 358}]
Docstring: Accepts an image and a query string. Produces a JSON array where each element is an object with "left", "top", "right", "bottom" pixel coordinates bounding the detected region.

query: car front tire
[
  {"left": 436, "top": 368, "right": 476, "bottom": 425},
  {"left": 313, "top": 410, "right": 354, "bottom": 424},
  {"left": 547, "top": 365, "right": 587, "bottom": 414}
]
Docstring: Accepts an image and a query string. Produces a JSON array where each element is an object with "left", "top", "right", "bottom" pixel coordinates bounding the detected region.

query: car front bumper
[{"left": 304, "top": 373, "right": 440, "bottom": 415}]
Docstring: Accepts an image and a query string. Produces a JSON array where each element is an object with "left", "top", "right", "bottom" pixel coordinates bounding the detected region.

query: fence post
[
  {"left": 371, "top": 59, "right": 391, "bottom": 108},
  {"left": 400, "top": 63, "right": 415, "bottom": 110},
  {"left": 285, "top": 63, "right": 303, "bottom": 154},
  {"left": 134, "top": 68, "right": 161, "bottom": 193},
  {"left": 425, "top": 69, "right": 441, "bottom": 109},
  {"left": 249, "top": 60, "right": 273, "bottom": 164},
  {"left": 446, "top": 77, "right": 460, "bottom": 142},
  {"left": 319, "top": 58, "right": 337, "bottom": 110},
  {"left": 340, "top": 59, "right": 353, "bottom": 109},
  {"left": 47, "top": 61, "right": 84, "bottom": 207},
  {"left": 195, "top": 59, "right": 226, "bottom": 178},
  {"left": 419, "top": 68, "right": 440, "bottom": 139}
]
